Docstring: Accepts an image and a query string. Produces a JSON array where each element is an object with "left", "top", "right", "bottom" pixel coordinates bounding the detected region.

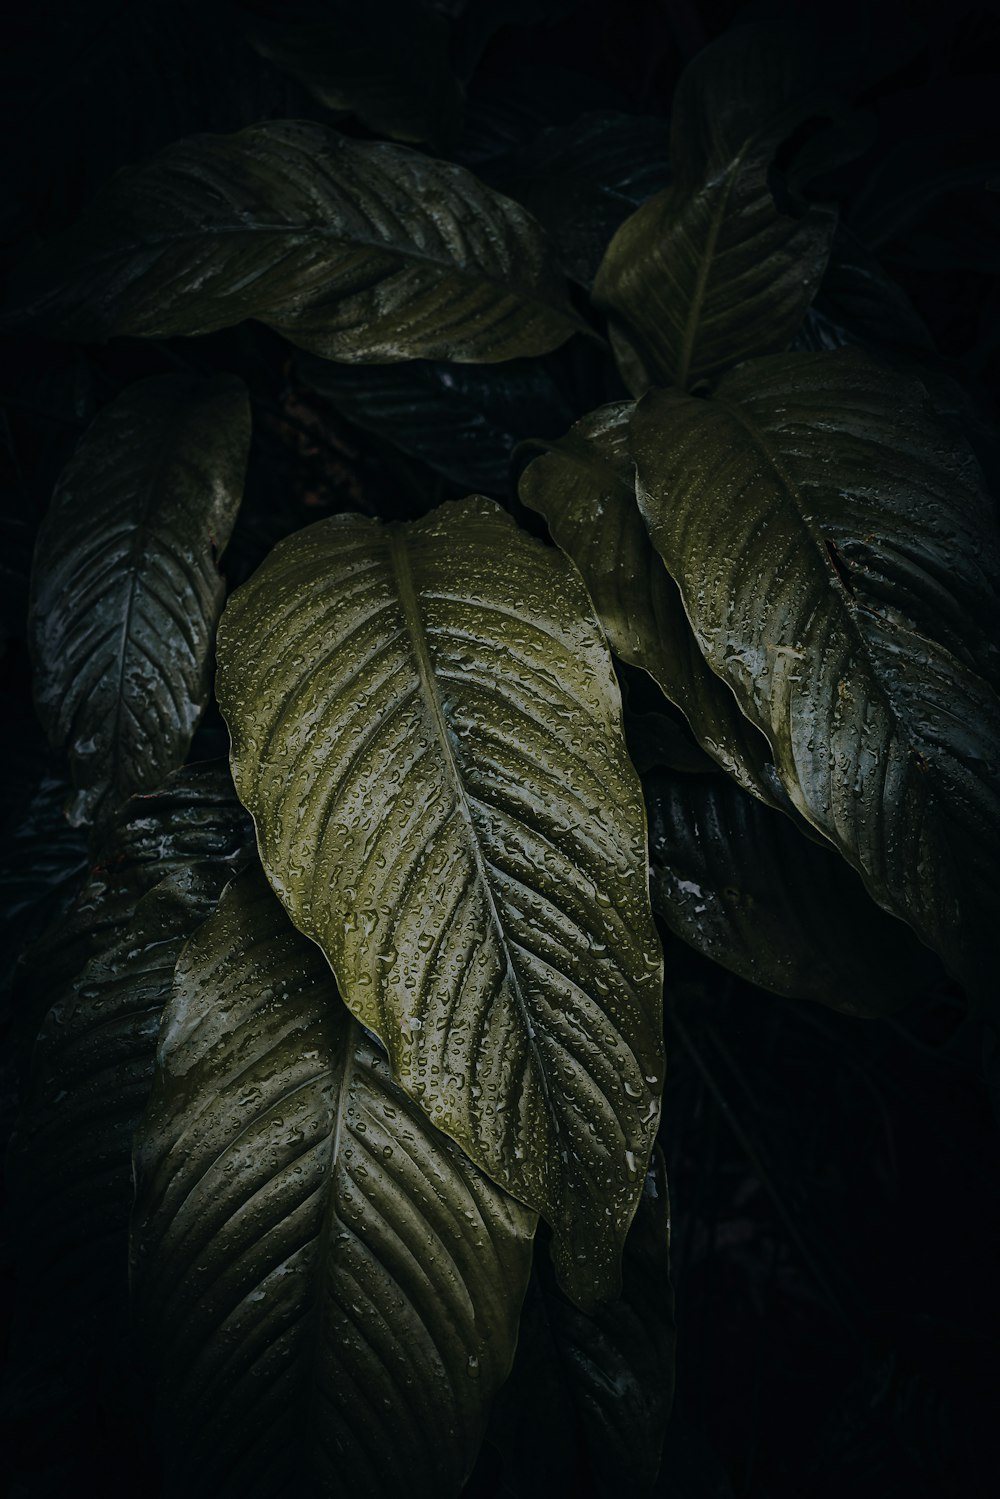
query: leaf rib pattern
[
  {"left": 216, "top": 497, "right": 664, "bottom": 1306},
  {"left": 29, "top": 376, "right": 250, "bottom": 825},
  {"left": 131, "top": 869, "right": 535, "bottom": 1499},
  {"left": 633, "top": 350, "right": 1000, "bottom": 994},
  {"left": 11, "top": 122, "right": 584, "bottom": 363}
]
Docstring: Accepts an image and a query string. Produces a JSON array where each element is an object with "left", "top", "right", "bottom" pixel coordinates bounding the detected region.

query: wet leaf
[
  {"left": 592, "top": 24, "right": 836, "bottom": 393},
  {"left": 8, "top": 122, "right": 585, "bottom": 363},
  {"left": 131, "top": 867, "right": 535, "bottom": 1499},
  {"left": 5, "top": 864, "right": 230, "bottom": 1424},
  {"left": 236, "top": 0, "right": 463, "bottom": 149},
  {"left": 491, "top": 1147, "right": 675, "bottom": 1497},
  {"left": 12, "top": 761, "right": 253, "bottom": 1054},
  {"left": 28, "top": 376, "right": 250, "bottom": 826},
  {"left": 488, "top": 111, "right": 671, "bottom": 287},
  {"left": 633, "top": 349, "right": 1000, "bottom": 996},
  {"left": 645, "top": 768, "right": 942, "bottom": 1014},
  {"left": 518, "top": 402, "right": 786, "bottom": 807},
  {"left": 216, "top": 497, "right": 664, "bottom": 1306}
]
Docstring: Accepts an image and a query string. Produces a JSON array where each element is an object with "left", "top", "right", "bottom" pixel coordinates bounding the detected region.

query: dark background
[{"left": 2, "top": 1, "right": 999, "bottom": 1495}]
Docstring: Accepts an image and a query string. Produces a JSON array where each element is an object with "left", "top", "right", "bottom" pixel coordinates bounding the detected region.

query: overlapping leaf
[
  {"left": 8, "top": 122, "right": 585, "bottom": 362},
  {"left": 518, "top": 402, "right": 787, "bottom": 808},
  {"left": 645, "top": 769, "right": 939, "bottom": 1014},
  {"left": 489, "top": 1148, "right": 675, "bottom": 1497},
  {"left": 3, "top": 865, "right": 231, "bottom": 1426},
  {"left": 131, "top": 868, "right": 535, "bottom": 1499},
  {"left": 488, "top": 111, "right": 671, "bottom": 287},
  {"left": 295, "top": 348, "right": 580, "bottom": 495},
  {"left": 236, "top": 0, "right": 463, "bottom": 148},
  {"left": 633, "top": 349, "right": 1000, "bottom": 995},
  {"left": 29, "top": 376, "right": 250, "bottom": 825},
  {"left": 216, "top": 497, "right": 664, "bottom": 1306},
  {"left": 592, "top": 24, "right": 836, "bottom": 392}
]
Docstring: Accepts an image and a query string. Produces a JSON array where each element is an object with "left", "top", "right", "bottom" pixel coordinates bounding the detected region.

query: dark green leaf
[
  {"left": 592, "top": 24, "right": 837, "bottom": 393},
  {"left": 645, "top": 768, "right": 941, "bottom": 1014},
  {"left": 491, "top": 1148, "right": 675, "bottom": 1497},
  {"left": 295, "top": 348, "right": 580, "bottom": 495},
  {"left": 518, "top": 402, "right": 786, "bottom": 808},
  {"left": 8, "top": 122, "right": 585, "bottom": 362},
  {"left": 29, "top": 375, "right": 250, "bottom": 826},
  {"left": 12, "top": 761, "right": 253, "bottom": 1054},
  {"left": 235, "top": 0, "right": 463, "bottom": 149},
  {"left": 633, "top": 349, "right": 1000, "bottom": 996},
  {"left": 131, "top": 867, "right": 535, "bottom": 1499},
  {"left": 216, "top": 498, "right": 664, "bottom": 1307},
  {"left": 794, "top": 227, "right": 933, "bottom": 356},
  {"left": 0, "top": 768, "right": 88, "bottom": 996},
  {"left": 4, "top": 864, "right": 230, "bottom": 1424},
  {"left": 488, "top": 111, "right": 670, "bottom": 287}
]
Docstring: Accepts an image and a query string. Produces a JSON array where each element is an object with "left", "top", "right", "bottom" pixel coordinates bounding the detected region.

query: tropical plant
[{"left": 2, "top": 6, "right": 998, "bottom": 1497}]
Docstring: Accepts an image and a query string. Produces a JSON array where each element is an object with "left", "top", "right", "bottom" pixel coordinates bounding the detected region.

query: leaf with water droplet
[
  {"left": 131, "top": 869, "right": 534, "bottom": 1496},
  {"left": 216, "top": 496, "right": 664, "bottom": 1307}
]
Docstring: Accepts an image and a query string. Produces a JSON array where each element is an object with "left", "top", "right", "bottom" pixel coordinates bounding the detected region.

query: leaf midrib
[{"left": 387, "top": 528, "right": 560, "bottom": 1154}]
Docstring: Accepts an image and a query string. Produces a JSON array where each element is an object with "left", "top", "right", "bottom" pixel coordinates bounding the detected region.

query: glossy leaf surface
[
  {"left": 645, "top": 769, "right": 940, "bottom": 1015},
  {"left": 28, "top": 376, "right": 250, "bottom": 825},
  {"left": 633, "top": 350, "right": 1000, "bottom": 993},
  {"left": 131, "top": 869, "right": 535, "bottom": 1499},
  {"left": 519, "top": 402, "right": 783, "bottom": 806},
  {"left": 12, "top": 761, "right": 253, "bottom": 1053},
  {"left": 9, "top": 122, "right": 584, "bottom": 363},
  {"left": 216, "top": 497, "right": 664, "bottom": 1306},
  {"left": 491, "top": 1147, "right": 675, "bottom": 1497},
  {"left": 592, "top": 25, "right": 836, "bottom": 392},
  {"left": 237, "top": 0, "right": 463, "bottom": 148}
]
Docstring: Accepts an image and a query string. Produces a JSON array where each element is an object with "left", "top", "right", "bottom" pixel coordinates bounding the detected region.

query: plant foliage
[{"left": 2, "top": 7, "right": 998, "bottom": 1496}]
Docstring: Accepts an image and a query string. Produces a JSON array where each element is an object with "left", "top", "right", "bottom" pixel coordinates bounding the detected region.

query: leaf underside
[
  {"left": 216, "top": 496, "right": 664, "bottom": 1307},
  {"left": 131, "top": 868, "right": 535, "bottom": 1499},
  {"left": 28, "top": 375, "right": 250, "bottom": 825}
]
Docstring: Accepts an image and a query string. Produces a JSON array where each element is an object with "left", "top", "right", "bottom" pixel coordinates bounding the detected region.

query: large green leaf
[
  {"left": 518, "top": 402, "right": 787, "bottom": 809},
  {"left": 645, "top": 768, "right": 941, "bottom": 1015},
  {"left": 28, "top": 375, "right": 250, "bottom": 826},
  {"left": 131, "top": 868, "right": 535, "bottom": 1499},
  {"left": 3, "top": 865, "right": 230, "bottom": 1427},
  {"left": 592, "top": 24, "right": 837, "bottom": 393},
  {"left": 8, "top": 122, "right": 585, "bottom": 362},
  {"left": 236, "top": 0, "right": 463, "bottom": 149},
  {"left": 489, "top": 1147, "right": 675, "bottom": 1497},
  {"left": 633, "top": 349, "right": 1000, "bottom": 995},
  {"left": 216, "top": 497, "right": 664, "bottom": 1306}
]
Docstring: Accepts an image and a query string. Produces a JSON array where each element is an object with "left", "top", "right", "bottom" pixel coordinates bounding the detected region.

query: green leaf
[
  {"left": 633, "top": 349, "right": 1000, "bottom": 996},
  {"left": 490, "top": 1147, "right": 675, "bottom": 1497},
  {"left": 216, "top": 497, "right": 664, "bottom": 1307},
  {"left": 8, "top": 122, "right": 585, "bottom": 362},
  {"left": 236, "top": 0, "right": 463, "bottom": 149},
  {"left": 518, "top": 402, "right": 786, "bottom": 808},
  {"left": 794, "top": 227, "right": 933, "bottom": 356},
  {"left": 28, "top": 375, "right": 250, "bottom": 826},
  {"left": 592, "top": 24, "right": 837, "bottom": 393},
  {"left": 487, "top": 111, "right": 671, "bottom": 287},
  {"left": 645, "top": 768, "right": 941, "bottom": 1014},
  {"left": 4, "top": 864, "right": 230, "bottom": 1425},
  {"left": 130, "top": 867, "right": 535, "bottom": 1499}
]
